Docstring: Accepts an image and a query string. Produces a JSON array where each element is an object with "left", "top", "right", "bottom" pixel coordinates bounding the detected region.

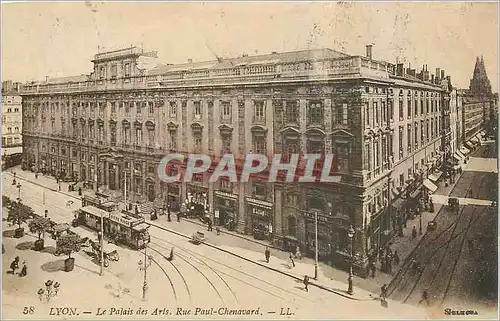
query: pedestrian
[
  {"left": 13, "top": 172, "right": 16, "bottom": 178},
  {"left": 35, "top": 172, "right": 38, "bottom": 180},
  {"left": 295, "top": 245, "right": 302, "bottom": 259},
  {"left": 370, "top": 260, "right": 376, "bottom": 278},
  {"left": 207, "top": 219, "right": 213, "bottom": 232},
  {"left": 19, "top": 261, "right": 27, "bottom": 277},
  {"left": 289, "top": 253, "right": 295, "bottom": 268},
  {"left": 467, "top": 239, "right": 474, "bottom": 252},
  {"left": 380, "top": 284, "right": 388, "bottom": 301},
  {"left": 10, "top": 256, "right": 19, "bottom": 274},
  {"left": 177, "top": 212, "right": 181, "bottom": 222},
  {"left": 167, "top": 247, "right": 174, "bottom": 261},
  {"left": 386, "top": 253, "right": 393, "bottom": 273},
  {"left": 418, "top": 290, "right": 430, "bottom": 306},
  {"left": 167, "top": 207, "right": 171, "bottom": 222},
  {"left": 393, "top": 251, "right": 400, "bottom": 266},
  {"left": 303, "top": 275, "right": 309, "bottom": 292},
  {"left": 265, "top": 246, "right": 270, "bottom": 263},
  {"left": 412, "top": 226, "right": 417, "bottom": 239},
  {"left": 378, "top": 248, "right": 384, "bottom": 263},
  {"left": 216, "top": 226, "right": 220, "bottom": 235}
]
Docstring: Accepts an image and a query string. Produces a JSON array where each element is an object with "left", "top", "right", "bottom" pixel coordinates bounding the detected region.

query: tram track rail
[
  {"left": 149, "top": 235, "right": 310, "bottom": 304},
  {"left": 147, "top": 244, "right": 192, "bottom": 303},
  {"left": 388, "top": 171, "right": 488, "bottom": 304}
]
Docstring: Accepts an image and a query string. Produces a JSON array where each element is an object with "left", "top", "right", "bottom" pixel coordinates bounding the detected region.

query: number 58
[{"left": 23, "top": 306, "right": 35, "bottom": 315}]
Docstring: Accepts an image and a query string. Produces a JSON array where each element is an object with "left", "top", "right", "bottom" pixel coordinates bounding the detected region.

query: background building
[
  {"left": 20, "top": 45, "right": 454, "bottom": 276},
  {"left": 2, "top": 81, "right": 23, "bottom": 157}
]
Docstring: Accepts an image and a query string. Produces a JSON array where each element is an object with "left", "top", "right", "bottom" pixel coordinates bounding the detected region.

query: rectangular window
[
  {"left": 148, "top": 102, "right": 154, "bottom": 114},
  {"left": 135, "top": 128, "right": 142, "bottom": 144},
  {"left": 254, "top": 101, "right": 265, "bottom": 121},
  {"left": 111, "top": 102, "right": 116, "bottom": 115},
  {"left": 125, "top": 102, "right": 130, "bottom": 115},
  {"left": 414, "top": 100, "right": 418, "bottom": 116},
  {"left": 221, "top": 101, "right": 231, "bottom": 120},
  {"left": 286, "top": 101, "right": 298, "bottom": 123},
  {"left": 136, "top": 102, "right": 141, "bottom": 114},
  {"left": 342, "top": 103, "right": 348, "bottom": 125},
  {"left": 308, "top": 101, "right": 323, "bottom": 125},
  {"left": 407, "top": 99, "right": 411, "bottom": 119},
  {"left": 407, "top": 125, "right": 412, "bottom": 153},
  {"left": 381, "top": 101, "right": 386, "bottom": 123},
  {"left": 194, "top": 135, "right": 202, "bottom": 147},
  {"left": 111, "top": 64, "right": 117, "bottom": 79},
  {"left": 399, "top": 126, "right": 404, "bottom": 159},
  {"left": 399, "top": 100, "right": 404, "bottom": 120},
  {"left": 374, "top": 101, "right": 379, "bottom": 125},
  {"left": 169, "top": 131, "right": 177, "bottom": 150},
  {"left": 414, "top": 124, "right": 418, "bottom": 148},
  {"left": 194, "top": 101, "right": 202, "bottom": 119},
  {"left": 125, "top": 63, "right": 131, "bottom": 77},
  {"left": 365, "top": 102, "right": 370, "bottom": 125},
  {"left": 169, "top": 101, "right": 177, "bottom": 117}
]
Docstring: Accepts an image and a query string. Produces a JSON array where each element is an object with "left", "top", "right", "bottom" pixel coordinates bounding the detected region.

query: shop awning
[
  {"left": 428, "top": 171, "right": 443, "bottom": 182},
  {"left": 456, "top": 150, "right": 466, "bottom": 159},
  {"left": 409, "top": 186, "right": 422, "bottom": 199},
  {"left": 454, "top": 165, "right": 462, "bottom": 170},
  {"left": 470, "top": 137, "right": 479, "bottom": 144},
  {"left": 391, "top": 197, "right": 405, "bottom": 210},
  {"left": 475, "top": 134, "right": 483, "bottom": 141},
  {"left": 453, "top": 153, "right": 462, "bottom": 162},
  {"left": 423, "top": 179, "right": 438, "bottom": 193},
  {"left": 460, "top": 146, "right": 470, "bottom": 154},
  {"left": 464, "top": 141, "right": 474, "bottom": 149}
]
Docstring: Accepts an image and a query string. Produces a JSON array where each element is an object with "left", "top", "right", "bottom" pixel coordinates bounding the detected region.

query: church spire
[{"left": 469, "top": 55, "right": 492, "bottom": 96}]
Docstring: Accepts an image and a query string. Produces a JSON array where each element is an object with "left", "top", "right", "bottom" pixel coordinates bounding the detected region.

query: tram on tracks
[{"left": 75, "top": 206, "right": 150, "bottom": 250}]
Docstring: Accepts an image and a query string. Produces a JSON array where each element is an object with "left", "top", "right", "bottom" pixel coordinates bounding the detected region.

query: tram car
[{"left": 76, "top": 206, "right": 150, "bottom": 250}]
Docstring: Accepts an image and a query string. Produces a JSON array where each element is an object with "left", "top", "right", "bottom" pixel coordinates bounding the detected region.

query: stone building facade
[
  {"left": 20, "top": 45, "right": 452, "bottom": 276},
  {"left": 2, "top": 81, "right": 23, "bottom": 156}
]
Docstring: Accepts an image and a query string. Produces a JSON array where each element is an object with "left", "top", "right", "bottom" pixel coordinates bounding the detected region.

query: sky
[{"left": 1, "top": 1, "right": 498, "bottom": 90}]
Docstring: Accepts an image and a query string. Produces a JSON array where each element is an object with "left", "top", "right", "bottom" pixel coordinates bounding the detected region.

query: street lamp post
[
  {"left": 313, "top": 210, "right": 319, "bottom": 280},
  {"left": 419, "top": 211, "right": 423, "bottom": 235},
  {"left": 347, "top": 225, "right": 355, "bottom": 295},
  {"left": 16, "top": 183, "right": 21, "bottom": 201},
  {"left": 138, "top": 245, "right": 152, "bottom": 301},
  {"left": 99, "top": 209, "right": 104, "bottom": 277}
]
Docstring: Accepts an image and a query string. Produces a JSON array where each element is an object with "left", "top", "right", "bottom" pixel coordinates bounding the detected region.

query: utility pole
[
  {"left": 314, "top": 210, "right": 318, "bottom": 280},
  {"left": 143, "top": 245, "right": 148, "bottom": 300},
  {"left": 99, "top": 209, "right": 104, "bottom": 276}
]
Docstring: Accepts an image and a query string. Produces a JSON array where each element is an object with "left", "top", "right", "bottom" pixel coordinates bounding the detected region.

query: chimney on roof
[
  {"left": 396, "top": 63, "right": 404, "bottom": 76},
  {"left": 242, "top": 54, "right": 248, "bottom": 57},
  {"left": 45, "top": 76, "right": 49, "bottom": 82},
  {"left": 431, "top": 74, "right": 435, "bottom": 83},
  {"left": 188, "top": 59, "right": 193, "bottom": 63},
  {"left": 441, "top": 70, "right": 445, "bottom": 79},
  {"left": 366, "top": 44, "right": 373, "bottom": 59}
]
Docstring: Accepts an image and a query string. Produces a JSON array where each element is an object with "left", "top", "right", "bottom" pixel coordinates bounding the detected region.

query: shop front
[
  {"left": 246, "top": 198, "right": 273, "bottom": 241},
  {"left": 166, "top": 183, "right": 181, "bottom": 211},
  {"left": 303, "top": 210, "right": 333, "bottom": 263},
  {"left": 214, "top": 191, "right": 238, "bottom": 230},
  {"left": 186, "top": 184, "right": 208, "bottom": 218}
]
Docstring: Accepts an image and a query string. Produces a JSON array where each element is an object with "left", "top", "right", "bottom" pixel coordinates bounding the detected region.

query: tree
[
  {"left": 29, "top": 217, "right": 51, "bottom": 240},
  {"left": 2, "top": 195, "right": 12, "bottom": 208},
  {"left": 7, "top": 201, "right": 34, "bottom": 229},
  {"left": 56, "top": 234, "right": 82, "bottom": 259}
]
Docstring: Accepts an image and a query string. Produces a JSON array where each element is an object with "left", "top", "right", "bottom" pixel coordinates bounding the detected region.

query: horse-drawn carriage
[{"left": 85, "top": 239, "right": 120, "bottom": 267}]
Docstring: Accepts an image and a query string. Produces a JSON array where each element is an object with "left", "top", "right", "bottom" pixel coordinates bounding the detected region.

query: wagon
[
  {"left": 191, "top": 231, "right": 206, "bottom": 245},
  {"left": 427, "top": 220, "right": 437, "bottom": 231}
]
